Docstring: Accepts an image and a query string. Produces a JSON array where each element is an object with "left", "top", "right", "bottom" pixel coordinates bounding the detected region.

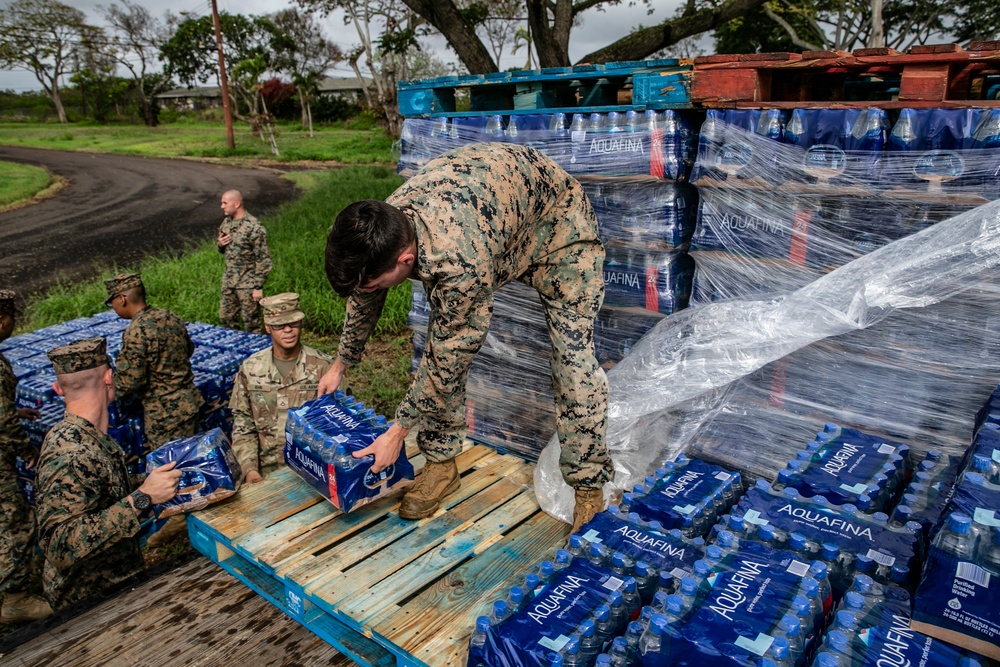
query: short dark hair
[{"left": 325, "top": 200, "right": 414, "bottom": 297}]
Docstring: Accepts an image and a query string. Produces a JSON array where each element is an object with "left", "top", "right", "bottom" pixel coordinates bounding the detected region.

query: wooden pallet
[
  {"left": 691, "top": 43, "right": 1000, "bottom": 108},
  {"left": 398, "top": 60, "right": 692, "bottom": 117},
  {"left": 187, "top": 442, "right": 569, "bottom": 667}
]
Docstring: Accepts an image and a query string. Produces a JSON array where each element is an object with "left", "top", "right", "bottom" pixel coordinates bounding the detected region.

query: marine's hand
[
  {"left": 251, "top": 288, "right": 263, "bottom": 302},
  {"left": 245, "top": 470, "right": 264, "bottom": 484},
  {"left": 316, "top": 359, "right": 347, "bottom": 397},
  {"left": 16, "top": 408, "right": 40, "bottom": 420},
  {"left": 140, "top": 461, "right": 182, "bottom": 504},
  {"left": 217, "top": 232, "right": 232, "bottom": 248},
  {"left": 353, "top": 422, "right": 408, "bottom": 473}
]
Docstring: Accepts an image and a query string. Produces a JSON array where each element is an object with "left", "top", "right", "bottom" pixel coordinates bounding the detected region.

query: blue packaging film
[
  {"left": 602, "top": 247, "right": 694, "bottom": 314},
  {"left": 146, "top": 427, "right": 242, "bottom": 519},
  {"left": 629, "top": 458, "right": 741, "bottom": 535},
  {"left": 780, "top": 108, "right": 888, "bottom": 185},
  {"left": 282, "top": 393, "right": 414, "bottom": 513},
  {"left": 467, "top": 559, "right": 627, "bottom": 667},
  {"left": 577, "top": 511, "right": 704, "bottom": 578}
]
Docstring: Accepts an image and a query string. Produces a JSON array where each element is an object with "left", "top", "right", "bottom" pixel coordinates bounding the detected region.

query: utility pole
[{"left": 210, "top": 0, "right": 235, "bottom": 149}]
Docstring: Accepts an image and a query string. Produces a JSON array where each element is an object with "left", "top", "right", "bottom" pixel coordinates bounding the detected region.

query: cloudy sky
[{"left": 0, "top": 0, "right": 692, "bottom": 92}]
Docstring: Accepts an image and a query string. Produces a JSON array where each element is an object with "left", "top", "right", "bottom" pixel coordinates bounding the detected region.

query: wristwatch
[{"left": 130, "top": 488, "right": 152, "bottom": 514}]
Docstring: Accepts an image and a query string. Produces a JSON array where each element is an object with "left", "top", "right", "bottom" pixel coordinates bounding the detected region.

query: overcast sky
[{"left": 0, "top": 0, "right": 694, "bottom": 93}]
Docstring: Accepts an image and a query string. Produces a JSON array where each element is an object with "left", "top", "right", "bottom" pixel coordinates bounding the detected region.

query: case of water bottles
[
  {"left": 145, "top": 427, "right": 242, "bottom": 519},
  {"left": 282, "top": 391, "right": 414, "bottom": 513},
  {"left": 910, "top": 388, "right": 1000, "bottom": 659}
]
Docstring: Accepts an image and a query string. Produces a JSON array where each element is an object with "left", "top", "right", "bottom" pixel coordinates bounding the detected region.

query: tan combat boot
[
  {"left": 399, "top": 458, "right": 460, "bottom": 520},
  {"left": 1, "top": 591, "right": 53, "bottom": 624},
  {"left": 145, "top": 514, "right": 188, "bottom": 548},
  {"left": 571, "top": 487, "right": 605, "bottom": 534}
]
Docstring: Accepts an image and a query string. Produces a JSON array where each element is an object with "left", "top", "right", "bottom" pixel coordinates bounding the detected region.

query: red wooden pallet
[{"left": 691, "top": 43, "right": 1000, "bottom": 109}]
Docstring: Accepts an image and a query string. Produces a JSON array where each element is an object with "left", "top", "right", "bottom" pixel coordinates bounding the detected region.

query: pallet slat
[{"left": 187, "top": 444, "right": 568, "bottom": 667}]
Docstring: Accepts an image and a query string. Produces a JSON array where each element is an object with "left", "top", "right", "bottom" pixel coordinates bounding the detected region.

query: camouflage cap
[
  {"left": 104, "top": 272, "right": 143, "bottom": 305},
  {"left": 260, "top": 292, "right": 305, "bottom": 326},
  {"left": 48, "top": 337, "right": 109, "bottom": 375},
  {"left": 0, "top": 289, "right": 21, "bottom": 318}
]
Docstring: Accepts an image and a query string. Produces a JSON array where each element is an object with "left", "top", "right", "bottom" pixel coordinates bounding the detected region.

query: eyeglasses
[
  {"left": 104, "top": 294, "right": 122, "bottom": 307},
  {"left": 270, "top": 321, "right": 303, "bottom": 331}
]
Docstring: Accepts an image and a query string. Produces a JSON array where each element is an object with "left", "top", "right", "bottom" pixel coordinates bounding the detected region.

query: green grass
[
  {"left": 0, "top": 120, "right": 395, "bottom": 165},
  {"left": 0, "top": 160, "right": 51, "bottom": 208}
]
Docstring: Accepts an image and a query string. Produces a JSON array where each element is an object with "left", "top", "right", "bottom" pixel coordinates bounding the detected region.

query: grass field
[
  {"left": 0, "top": 160, "right": 52, "bottom": 209},
  {"left": 20, "top": 164, "right": 413, "bottom": 415},
  {"left": 0, "top": 118, "right": 396, "bottom": 165}
]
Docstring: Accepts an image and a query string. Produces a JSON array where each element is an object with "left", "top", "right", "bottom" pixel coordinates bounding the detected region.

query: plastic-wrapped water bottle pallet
[
  {"left": 186, "top": 442, "right": 568, "bottom": 667},
  {"left": 692, "top": 43, "right": 1000, "bottom": 109},
  {"left": 398, "top": 60, "right": 692, "bottom": 117}
]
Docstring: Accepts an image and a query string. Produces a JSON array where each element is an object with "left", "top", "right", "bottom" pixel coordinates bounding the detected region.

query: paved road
[{"left": 0, "top": 147, "right": 298, "bottom": 299}]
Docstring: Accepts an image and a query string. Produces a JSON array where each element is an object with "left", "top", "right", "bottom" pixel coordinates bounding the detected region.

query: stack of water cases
[
  {"left": 911, "top": 385, "right": 1000, "bottom": 659},
  {"left": 468, "top": 447, "right": 993, "bottom": 667},
  {"left": 2, "top": 311, "right": 268, "bottom": 502},
  {"left": 401, "top": 111, "right": 699, "bottom": 459},
  {"left": 689, "top": 108, "right": 1000, "bottom": 304}
]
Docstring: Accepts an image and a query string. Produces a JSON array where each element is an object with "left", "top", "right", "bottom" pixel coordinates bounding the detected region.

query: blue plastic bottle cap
[
  {"left": 854, "top": 573, "right": 874, "bottom": 593},
  {"left": 666, "top": 594, "right": 683, "bottom": 613},
  {"left": 476, "top": 616, "right": 491, "bottom": 632},
  {"left": 569, "top": 534, "right": 583, "bottom": 548},
  {"left": 816, "top": 653, "right": 840, "bottom": 667},
  {"left": 596, "top": 656, "right": 611, "bottom": 667},
  {"left": 635, "top": 560, "right": 649, "bottom": 575},
  {"left": 681, "top": 576, "right": 698, "bottom": 594},
  {"left": 844, "top": 591, "right": 864, "bottom": 611},
  {"left": 578, "top": 618, "right": 595, "bottom": 636},
  {"left": 706, "top": 545, "right": 723, "bottom": 561},
  {"left": 556, "top": 549, "right": 570, "bottom": 564},
  {"left": 824, "top": 422, "right": 837, "bottom": 433},
  {"left": 548, "top": 651, "right": 563, "bottom": 667},
  {"left": 493, "top": 600, "right": 507, "bottom": 616},
  {"left": 810, "top": 561, "right": 827, "bottom": 578},
  {"left": 948, "top": 512, "right": 972, "bottom": 534},
  {"left": 821, "top": 542, "right": 839, "bottom": 560},
  {"left": 835, "top": 610, "right": 856, "bottom": 630},
  {"left": 650, "top": 614, "right": 668, "bottom": 635},
  {"left": 509, "top": 586, "right": 524, "bottom": 603},
  {"left": 828, "top": 630, "right": 849, "bottom": 653},
  {"left": 789, "top": 533, "right": 807, "bottom": 550},
  {"left": 612, "top": 552, "right": 626, "bottom": 567},
  {"left": 652, "top": 591, "right": 668, "bottom": 608},
  {"left": 755, "top": 479, "right": 771, "bottom": 491}
]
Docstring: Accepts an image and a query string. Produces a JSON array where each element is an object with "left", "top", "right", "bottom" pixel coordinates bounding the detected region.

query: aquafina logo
[
  {"left": 803, "top": 144, "right": 847, "bottom": 178},
  {"left": 915, "top": 150, "right": 965, "bottom": 183},
  {"left": 715, "top": 142, "right": 753, "bottom": 176}
]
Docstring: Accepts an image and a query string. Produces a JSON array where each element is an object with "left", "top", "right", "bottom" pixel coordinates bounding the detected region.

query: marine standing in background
[
  {"left": 229, "top": 292, "right": 332, "bottom": 483},
  {"left": 319, "top": 143, "right": 613, "bottom": 532},
  {"left": 0, "top": 290, "right": 52, "bottom": 623},
  {"left": 217, "top": 189, "right": 272, "bottom": 333},
  {"left": 35, "top": 337, "right": 181, "bottom": 609},
  {"left": 106, "top": 273, "right": 202, "bottom": 449}
]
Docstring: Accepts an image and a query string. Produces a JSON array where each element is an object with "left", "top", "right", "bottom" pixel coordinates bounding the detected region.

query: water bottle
[
  {"left": 525, "top": 572, "right": 541, "bottom": 598},
  {"left": 663, "top": 594, "right": 685, "bottom": 625},
  {"left": 809, "top": 561, "right": 832, "bottom": 612},
  {"left": 813, "top": 652, "right": 843, "bottom": 667},
  {"left": 596, "top": 654, "right": 612, "bottom": 667},
  {"left": 608, "top": 636, "right": 632, "bottom": 667},
  {"left": 577, "top": 619, "right": 602, "bottom": 659},
  {"left": 592, "top": 603, "right": 616, "bottom": 642},
  {"left": 608, "top": 589, "right": 628, "bottom": 632},
  {"left": 678, "top": 576, "right": 699, "bottom": 612},
  {"left": 554, "top": 549, "right": 571, "bottom": 573},
  {"left": 654, "top": 569, "right": 675, "bottom": 597},
  {"left": 823, "top": 630, "right": 852, "bottom": 665},
  {"left": 588, "top": 543, "right": 610, "bottom": 568},
  {"left": 488, "top": 599, "right": 508, "bottom": 626},
  {"left": 538, "top": 560, "right": 557, "bottom": 586},
  {"left": 889, "top": 505, "right": 913, "bottom": 529},
  {"left": 611, "top": 551, "right": 634, "bottom": 577},
  {"left": 651, "top": 591, "right": 669, "bottom": 613},
  {"left": 798, "top": 577, "right": 823, "bottom": 630},
  {"left": 767, "top": 636, "right": 793, "bottom": 667},
  {"left": 622, "top": 577, "right": 642, "bottom": 617},
  {"left": 934, "top": 512, "right": 976, "bottom": 560},
  {"left": 561, "top": 635, "right": 585, "bottom": 667},
  {"left": 332, "top": 443, "right": 357, "bottom": 471},
  {"left": 548, "top": 651, "right": 564, "bottom": 667},
  {"left": 980, "top": 528, "right": 1000, "bottom": 574},
  {"left": 468, "top": 615, "right": 490, "bottom": 651},
  {"left": 775, "top": 614, "right": 804, "bottom": 663},
  {"left": 638, "top": 613, "right": 668, "bottom": 656},
  {"left": 484, "top": 115, "right": 505, "bottom": 142},
  {"left": 632, "top": 560, "right": 655, "bottom": 601},
  {"left": 623, "top": 620, "right": 644, "bottom": 657},
  {"left": 715, "top": 529, "right": 739, "bottom": 556},
  {"left": 567, "top": 534, "right": 589, "bottom": 561},
  {"left": 506, "top": 586, "right": 526, "bottom": 613}
]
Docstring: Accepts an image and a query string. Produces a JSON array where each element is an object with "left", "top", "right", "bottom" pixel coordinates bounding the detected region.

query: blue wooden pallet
[
  {"left": 398, "top": 60, "right": 692, "bottom": 118},
  {"left": 187, "top": 443, "right": 569, "bottom": 667}
]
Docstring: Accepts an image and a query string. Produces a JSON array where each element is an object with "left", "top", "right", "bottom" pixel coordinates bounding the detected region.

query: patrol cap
[
  {"left": 48, "top": 337, "right": 109, "bottom": 375},
  {"left": 260, "top": 292, "right": 305, "bottom": 326},
  {"left": 0, "top": 289, "right": 21, "bottom": 318},
  {"left": 104, "top": 272, "right": 143, "bottom": 305}
]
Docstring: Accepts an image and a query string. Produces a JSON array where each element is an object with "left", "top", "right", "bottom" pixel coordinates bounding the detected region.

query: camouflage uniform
[
  {"left": 115, "top": 306, "right": 202, "bottom": 448},
  {"left": 0, "top": 352, "right": 36, "bottom": 595},
  {"left": 339, "top": 143, "right": 613, "bottom": 489},
  {"left": 35, "top": 413, "right": 143, "bottom": 609},
  {"left": 229, "top": 345, "right": 332, "bottom": 476},
  {"left": 218, "top": 212, "right": 271, "bottom": 333}
]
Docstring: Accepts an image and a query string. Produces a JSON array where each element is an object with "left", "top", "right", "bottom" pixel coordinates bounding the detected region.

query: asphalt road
[{"left": 0, "top": 147, "right": 298, "bottom": 299}]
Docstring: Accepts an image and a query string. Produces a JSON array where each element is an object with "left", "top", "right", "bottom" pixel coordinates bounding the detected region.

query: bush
[{"left": 312, "top": 95, "right": 361, "bottom": 124}]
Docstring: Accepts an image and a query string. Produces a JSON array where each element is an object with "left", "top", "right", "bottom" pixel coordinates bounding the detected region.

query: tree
[
  {"left": 297, "top": 0, "right": 447, "bottom": 135},
  {"left": 160, "top": 12, "right": 284, "bottom": 118},
  {"left": 398, "top": 0, "right": 770, "bottom": 71},
  {"left": 0, "top": 0, "right": 99, "bottom": 123},
  {"left": 269, "top": 7, "right": 343, "bottom": 133},
  {"left": 99, "top": 0, "right": 174, "bottom": 127},
  {"left": 69, "top": 33, "right": 129, "bottom": 122}
]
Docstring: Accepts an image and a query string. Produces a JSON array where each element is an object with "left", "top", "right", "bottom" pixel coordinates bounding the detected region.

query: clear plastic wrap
[
  {"left": 536, "top": 198, "right": 1000, "bottom": 522},
  {"left": 398, "top": 111, "right": 698, "bottom": 180}
]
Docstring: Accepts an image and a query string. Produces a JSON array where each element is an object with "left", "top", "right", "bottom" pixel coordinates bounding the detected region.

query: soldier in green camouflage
[
  {"left": 320, "top": 143, "right": 613, "bottom": 531},
  {"left": 105, "top": 273, "right": 202, "bottom": 448},
  {"left": 35, "top": 337, "right": 181, "bottom": 609},
  {"left": 230, "top": 292, "right": 332, "bottom": 483},
  {"left": 217, "top": 189, "right": 272, "bottom": 333},
  {"left": 0, "top": 290, "right": 52, "bottom": 623}
]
